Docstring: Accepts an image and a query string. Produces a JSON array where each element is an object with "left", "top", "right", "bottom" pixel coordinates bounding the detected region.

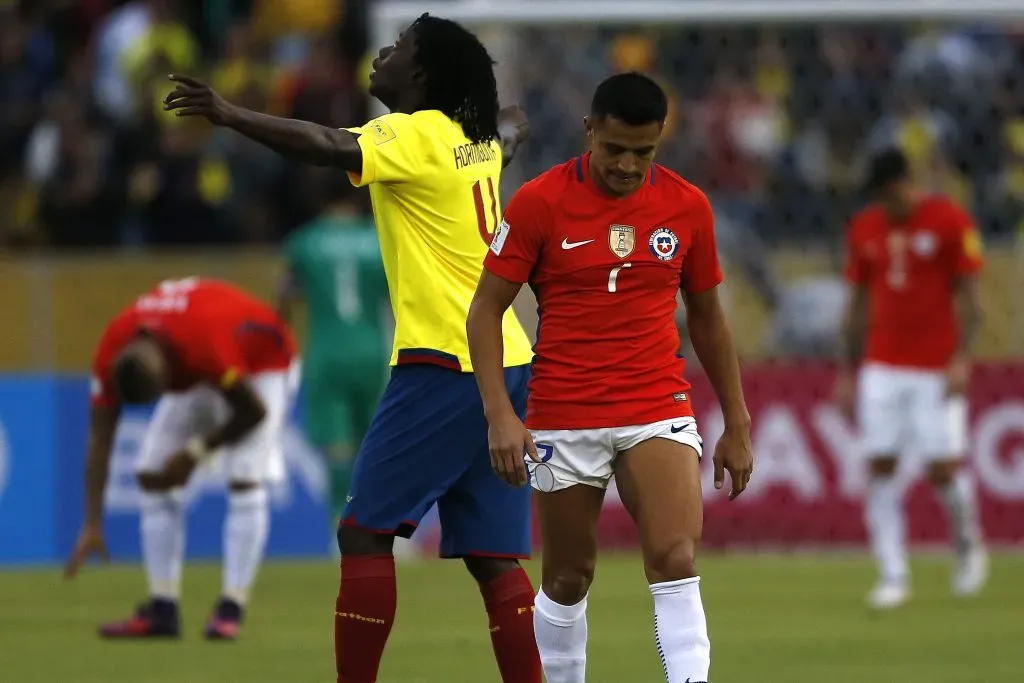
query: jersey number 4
[{"left": 473, "top": 177, "right": 499, "bottom": 245}]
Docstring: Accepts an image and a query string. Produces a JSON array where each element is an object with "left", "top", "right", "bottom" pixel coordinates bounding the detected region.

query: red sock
[
  {"left": 335, "top": 555, "right": 397, "bottom": 683},
  {"left": 480, "top": 567, "right": 543, "bottom": 683}
]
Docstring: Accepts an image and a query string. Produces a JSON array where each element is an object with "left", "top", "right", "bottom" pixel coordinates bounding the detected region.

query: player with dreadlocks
[{"left": 165, "top": 14, "right": 540, "bottom": 683}]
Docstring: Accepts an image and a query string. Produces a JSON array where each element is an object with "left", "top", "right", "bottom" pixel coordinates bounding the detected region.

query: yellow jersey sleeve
[{"left": 343, "top": 113, "right": 424, "bottom": 186}]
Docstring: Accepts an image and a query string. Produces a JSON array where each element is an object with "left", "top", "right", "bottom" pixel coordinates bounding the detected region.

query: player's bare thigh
[
  {"left": 535, "top": 485, "right": 606, "bottom": 605},
  {"left": 615, "top": 437, "right": 703, "bottom": 584}
]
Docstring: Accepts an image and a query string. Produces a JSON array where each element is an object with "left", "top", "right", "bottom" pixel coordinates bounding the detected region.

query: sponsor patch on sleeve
[
  {"left": 367, "top": 120, "right": 397, "bottom": 146},
  {"left": 490, "top": 219, "right": 510, "bottom": 255}
]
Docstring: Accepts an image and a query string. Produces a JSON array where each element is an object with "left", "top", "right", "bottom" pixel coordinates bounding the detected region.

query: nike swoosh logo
[
  {"left": 561, "top": 238, "right": 594, "bottom": 250},
  {"left": 670, "top": 424, "right": 688, "bottom": 433}
]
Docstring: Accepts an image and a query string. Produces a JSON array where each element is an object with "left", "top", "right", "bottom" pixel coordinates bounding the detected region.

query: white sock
[
  {"left": 865, "top": 476, "right": 908, "bottom": 584},
  {"left": 940, "top": 470, "right": 982, "bottom": 555},
  {"left": 650, "top": 576, "right": 711, "bottom": 683},
  {"left": 534, "top": 589, "right": 588, "bottom": 683},
  {"left": 222, "top": 488, "right": 270, "bottom": 605},
  {"left": 139, "top": 491, "right": 185, "bottom": 601}
]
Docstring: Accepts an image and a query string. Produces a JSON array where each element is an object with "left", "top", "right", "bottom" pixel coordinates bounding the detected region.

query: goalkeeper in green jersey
[{"left": 280, "top": 183, "right": 389, "bottom": 523}]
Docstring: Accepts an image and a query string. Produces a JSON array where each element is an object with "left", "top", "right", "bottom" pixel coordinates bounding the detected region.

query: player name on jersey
[{"left": 453, "top": 141, "right": 498, "bottom": 170}]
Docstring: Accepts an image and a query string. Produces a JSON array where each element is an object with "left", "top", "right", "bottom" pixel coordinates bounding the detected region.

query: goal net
[{"left": 374, "top": 0, "right": 1024, "bottom": 550}]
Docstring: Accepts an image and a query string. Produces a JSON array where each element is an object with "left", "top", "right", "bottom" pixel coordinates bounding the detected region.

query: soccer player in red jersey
[
  {"left": 63, "top": 277, "right": 297, "bottom": 640},
  {"left": 835, "top": 149, "right": 987, "bottom": 609},
  {"left": 467, "top": 73, "right": 753, "bottom": 683}
]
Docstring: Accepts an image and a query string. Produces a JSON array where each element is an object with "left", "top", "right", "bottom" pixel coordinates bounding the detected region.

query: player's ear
[{"left": 583, "top": 115, "right": 594, "bottom": 140}]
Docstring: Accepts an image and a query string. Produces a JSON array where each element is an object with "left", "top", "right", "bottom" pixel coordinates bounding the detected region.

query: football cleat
[
  {"left": 952, "top": 546, "right": 989, "bottom": 597},
  {"left": 866, "top": 580, "right": 909, "bottom": 610},
  {"left": 99, "top": 600, "right": 180, "bottom": 639},
  {"left": 204, "top": 597, "right": 244, "bottom": 641}
]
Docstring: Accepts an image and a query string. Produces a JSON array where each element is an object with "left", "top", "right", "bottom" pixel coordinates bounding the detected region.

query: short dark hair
[
  {"left": 591, "top": 72, "right": 668, "bottom": 126},
  {"left": 412, "top": 14, "right": 499, "bottom": 144},
  {"left": 864, "top": 148, "right": 910, "bottom": 194},
  {"left": 112, "top": 352, "right": 157, "bottom": 404}
]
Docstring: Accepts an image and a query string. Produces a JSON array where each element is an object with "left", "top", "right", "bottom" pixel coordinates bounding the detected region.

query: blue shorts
[{"left": 342, "top": 363, "right": 533, "bottom": 559}]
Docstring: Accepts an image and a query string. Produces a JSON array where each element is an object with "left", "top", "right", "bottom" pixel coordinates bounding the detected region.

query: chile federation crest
[{"left": 649, "top": 227, "right": 680, "bottom": 261}]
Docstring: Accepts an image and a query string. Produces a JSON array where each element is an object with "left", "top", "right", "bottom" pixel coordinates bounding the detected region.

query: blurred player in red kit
[
  {"left": 835, "top": 149, "right": 987, "bottom": 609},
  {"left": 467, "top": 73, "right": 753, "bottom": 683},
  {"left": 64, "top": 277, "right": 297, "bottom": 639}
]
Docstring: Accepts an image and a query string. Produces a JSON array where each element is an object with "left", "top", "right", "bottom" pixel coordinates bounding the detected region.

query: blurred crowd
[
  {"left": 0, "top": 0, "right": 368, "bottom": 248},
  {"left": 514, "top": 22, "right": 1024, "bottom": 246},
  {"left": 3, "top": 1, "right": 1024, "bottom": 253}
]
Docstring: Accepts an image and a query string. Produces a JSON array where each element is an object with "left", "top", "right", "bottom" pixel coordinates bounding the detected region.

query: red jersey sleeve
[
  {"left": 944, "top": 202, "right": 984, "bottom": 276},
  {"left": 844, "top": 216, "right": 869, "bottom": 285},
  {"left": 679, "top": 191, "right": 724, "bottom": 294},
  {"left": 483, "top": 185, "right": 549, "bottom": 284}
]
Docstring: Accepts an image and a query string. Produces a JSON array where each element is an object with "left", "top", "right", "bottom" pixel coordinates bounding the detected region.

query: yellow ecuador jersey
[{"left": 345, "top": 110, "right": 533, "bottom": 371}]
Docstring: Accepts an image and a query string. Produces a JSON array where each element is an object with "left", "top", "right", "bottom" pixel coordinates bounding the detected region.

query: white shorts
[
  {"left": 858, "top": 362, "right": 967, "bottom": 460},
  {"left": 135, "top": 368, "right": 295, "bottom": 485},
  {"left": 528, "top": 417, "right": 704, "bottom": 493}
]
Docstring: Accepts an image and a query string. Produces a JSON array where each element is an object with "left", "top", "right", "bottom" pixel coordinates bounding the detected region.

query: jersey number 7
[{"left": 473, "top": 177, "right": 499, "bottom": 245}]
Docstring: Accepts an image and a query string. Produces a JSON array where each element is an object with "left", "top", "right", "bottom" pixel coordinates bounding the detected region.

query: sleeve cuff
[
  {"left": 484, "top": 257, "right": 530, "bottom": 285},
  {"left": 342, "top": 127, "right": 375, "bottom": 186}
]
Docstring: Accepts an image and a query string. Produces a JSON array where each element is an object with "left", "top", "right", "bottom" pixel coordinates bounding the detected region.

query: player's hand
[
  {"left": 64, "top": 523, "right": 109, "bottom": 579},
  {"left": 833, "top": 368, "right": 856, "bottom": 422},
  {"left": 487, "top": 410, "right": 538, "bottom": 488},
  {"left": 945, "top": 355, "right": 970, "bottom": 397},
  {"left": 161, "top": 450, "right": 198, "bottom": 488},
  {"left": 498, "top": 104, "right": 531, "bottom": 143},
  {"left": 163, "top": 74, "right": 237, "bottom": 125},
  {"left": 713, "top": 422, "right": 753, "bottom": 501}
]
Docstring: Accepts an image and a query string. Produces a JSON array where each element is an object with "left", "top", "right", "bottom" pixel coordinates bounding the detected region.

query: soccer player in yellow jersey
[{"left": 164, "top": 13, "right": 541, "bottom": 683}]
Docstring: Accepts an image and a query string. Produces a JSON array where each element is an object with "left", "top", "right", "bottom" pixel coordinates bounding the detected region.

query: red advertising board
[{"left": 599, "top": 362, "right": 1024, "bottom": 549}]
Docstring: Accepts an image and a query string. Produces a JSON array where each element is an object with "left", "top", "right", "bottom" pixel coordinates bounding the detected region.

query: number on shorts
[
  {"left": 535, "top": 442, "right": 555, "bottom": 463},
  {"left": 136, "top": 277, "right": 199, "bottom": 313},
  {"left": 473, "top": 177, "right": 499, "bottom": 244},
  {"left": 607, "top": 263, "right": 632, "bottom": 293}
]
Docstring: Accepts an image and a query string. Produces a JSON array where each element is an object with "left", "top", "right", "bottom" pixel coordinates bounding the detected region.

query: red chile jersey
[
  {"left": 484, "top": 154, "right": 724, "bottom": 430},
  {"left": 844, "top": 194, "right": 983, "bottom": 369},
  {"left": 91, "top": 278, "right": 296, "bottom": 408}
]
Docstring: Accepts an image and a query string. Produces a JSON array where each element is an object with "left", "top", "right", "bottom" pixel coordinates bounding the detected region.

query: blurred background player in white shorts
[
  {"left": 64, "top": 278, "right": 297, "bottom": 639},
  {"left": 835, "top": 149, "right": 987, "bottom": 609}
]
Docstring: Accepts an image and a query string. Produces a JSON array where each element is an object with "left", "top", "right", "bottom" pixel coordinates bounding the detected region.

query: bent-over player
[
  {"left": 835, "top": 148, "right": 987, "bottom": 609},
  {"left": 467, "top": 73, "right": 753, "bottom": 683},
  {"left": 64, "top": 277, "right": 297, "bottom": 640}
]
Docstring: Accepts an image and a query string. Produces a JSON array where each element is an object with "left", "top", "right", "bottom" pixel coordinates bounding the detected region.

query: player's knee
[
  {"left": 337, "top": 524, "right": 394, "bottom": 556},
  {"left": 868, "top": 457, "right": 899, "bottom": 478},
  {"left": 463, "top": 556, "right": 520, "bottom": 585},
  {"left": 926, "top": 460, "right": 959, "bottom": 488},
  {"left": 542, "top": 561, "right": 595, "bottom": 605},
  {"left": 643, "top": 538, "right": 698, "bottom": 584}
]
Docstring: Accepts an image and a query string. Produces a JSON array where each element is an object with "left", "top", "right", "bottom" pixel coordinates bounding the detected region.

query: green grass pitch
[{"left": 1, "top": 553, "right": 1020, "bottom": 682}]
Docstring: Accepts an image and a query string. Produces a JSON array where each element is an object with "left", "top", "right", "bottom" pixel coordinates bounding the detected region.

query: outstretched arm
[{"left": 163, "top": 74, "right": 363, "bottom": 170}]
